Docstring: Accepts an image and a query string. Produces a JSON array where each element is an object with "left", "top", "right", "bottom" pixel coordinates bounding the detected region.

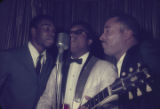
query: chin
[
  {"left": 104, "top": 50, "right": 111, "bottom": 55},
  {"left": 45, "top": 43, "right": 54, "bottom": 48}
]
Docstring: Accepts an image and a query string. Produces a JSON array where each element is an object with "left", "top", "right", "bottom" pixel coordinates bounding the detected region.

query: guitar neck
[
  {"left": 82, "top": 87, "right": 110, "bottom": 109},
  {"left": 63, "top": 65, "right": 151, "bottom": 109},
  {"left": 82, "top": 78, "right": 127, "bottom": 109}
]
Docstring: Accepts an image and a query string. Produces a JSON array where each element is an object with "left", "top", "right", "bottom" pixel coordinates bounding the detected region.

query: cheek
[
  {"left": 79, "top": 39, "right": 88, "bottom": 47},
  {"left": 36, "top": 31, "right": 45, "bottom": 40}
]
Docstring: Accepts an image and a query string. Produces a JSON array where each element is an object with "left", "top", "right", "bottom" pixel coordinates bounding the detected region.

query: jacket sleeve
[{"left": 140, "top": 40, "right": 160, "bottom": 73}]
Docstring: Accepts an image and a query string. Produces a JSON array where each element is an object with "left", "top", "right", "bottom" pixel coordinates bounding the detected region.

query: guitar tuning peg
[
  {"left": 143, "top": 68, "right": 151, "bottom": 78},
  {"left": 145, "top": 73, "right": 151, "bottom": 78},
  {"left": 121, "top": 72, "right": 126, "bottom": 77},
  {"left": 137, "top": 88, "right": 142, "bottom": 96},
  {"left": 143, "top": 68, "right": 148, "bottom": 73},
  {"left": 128, "top": 91, "right": 133, "bottom": 100},
  {"left": 131, "top": 83, "right": 135, "bottom": 87},
  {"left": 129, "top": 67, "right": 134, "bottom": 73},
  {"left": 130, "top": 76, "right": 138, "bottom": 82},
  {"left": 140, "top": 79, "right": 144, "bottom": 83},
  {"left": 136, "top": 62, "right": 141, "bottom": 72},
  {"left": 146, "top": 84, "right": 152, "bottom": 92}
]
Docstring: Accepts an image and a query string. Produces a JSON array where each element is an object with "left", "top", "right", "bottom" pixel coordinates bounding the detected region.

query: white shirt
[
  {"left": 28, "top": 42, "right": 46, "bottom": 70},
  {"left": 116, "top": 52, "right": 126, "bottom": 77},
  {"left": 36, "top": 53, "right": 117, "bottom": 109},
  {"left": 64, "top": 52, "right": 89, "bottom": 108}
]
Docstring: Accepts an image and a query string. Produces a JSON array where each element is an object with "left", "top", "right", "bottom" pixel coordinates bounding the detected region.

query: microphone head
[{"left": 57, "top": 32, "right": 70, "bottom": 53}]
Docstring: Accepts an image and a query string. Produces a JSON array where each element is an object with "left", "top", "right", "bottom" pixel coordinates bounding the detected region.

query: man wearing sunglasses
[{"left": 36, "top": 22, "right": 118, "bottom": 109}]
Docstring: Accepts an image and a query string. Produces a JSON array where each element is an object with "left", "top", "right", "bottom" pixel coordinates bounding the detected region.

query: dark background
[{"left": 0, "top": 0, "right": 160, "bottom": 59}]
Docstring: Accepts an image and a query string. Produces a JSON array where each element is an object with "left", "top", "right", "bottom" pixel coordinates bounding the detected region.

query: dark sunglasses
[{"left": 70, "top": 29, "right": 86, "bottom": 35}]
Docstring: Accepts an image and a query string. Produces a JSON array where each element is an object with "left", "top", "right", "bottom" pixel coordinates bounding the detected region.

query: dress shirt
[
  {"left": 36, "top": 53, "right": 117, "bottom": 109},
  {"left": 64, "top": 52, "right": 89, "bottom": 108},
  {"left": 28, "top": 42, "right": 46, "bottom": 70},
  {"left": 116, "top": 53, "right": 126, "bottom": 77}
]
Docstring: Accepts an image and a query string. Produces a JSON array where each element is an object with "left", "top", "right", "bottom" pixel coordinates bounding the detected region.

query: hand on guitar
[
  {"left": 78, "top": 62, "right": 153, "bottom": 109},
  {"left": 78, "top": 96, "right": 91, "bottom": 109}
]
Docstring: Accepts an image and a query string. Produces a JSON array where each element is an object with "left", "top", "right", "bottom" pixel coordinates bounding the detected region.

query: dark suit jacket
[
  {"left": 0, "top": 46, "right": 54, "bottom": 109},
  {"left": 119, "top": 41, "right": 160, "bottom": 109}
]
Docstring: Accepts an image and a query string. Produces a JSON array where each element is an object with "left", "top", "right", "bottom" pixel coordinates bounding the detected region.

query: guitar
[{"left": 62, "top": 63, "right": 153, "bottom": 109}]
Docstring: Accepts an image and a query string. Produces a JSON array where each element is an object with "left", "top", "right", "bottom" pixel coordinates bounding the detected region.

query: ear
[
  {"left": 124, "top": 29, "right": 133, "bottom": 40},
  {"left": 31, "top": 28, "right": 36, "bottom": 38},
  {"left": 88, "top": 39, "right": 93, "bottom": 45}
]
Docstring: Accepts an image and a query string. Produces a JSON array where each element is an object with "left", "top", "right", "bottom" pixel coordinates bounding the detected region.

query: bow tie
[{"left": 69, "top": 58, "right": 82, "bottom": 64}]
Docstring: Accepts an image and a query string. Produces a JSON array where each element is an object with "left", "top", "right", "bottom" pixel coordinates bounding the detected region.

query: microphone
[
  {"left": 57, "top": 32, "right": 70, "bottom": 54},
  {"left": 56, "top": 32, "right": 69, "bottom": 109}
]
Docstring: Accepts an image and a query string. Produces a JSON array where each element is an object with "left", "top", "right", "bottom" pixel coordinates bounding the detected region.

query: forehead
[
  {"left": 38, "top": 19, "right": 55, "bottom": 27},
  {"left": 70, "top": 25, "right": 85, "bottom": 31},
  {"left": 104, "top": 17, "right": 121, "bottom": 28}
]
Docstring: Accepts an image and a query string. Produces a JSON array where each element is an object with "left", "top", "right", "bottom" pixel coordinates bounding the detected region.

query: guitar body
[
  {"left": 81, "top": 63, "right": 153, "bottom": 109},
  {"left": 61, "top": 63, "right": 153, "bottom": 109}
]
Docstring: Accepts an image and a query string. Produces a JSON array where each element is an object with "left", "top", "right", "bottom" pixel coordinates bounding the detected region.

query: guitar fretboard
[
  {"left": 83, "top": 88, "right": 109, "bottom": 108},
  {"left": 81, "top": 65, "right": 152, "bottom": 109}
]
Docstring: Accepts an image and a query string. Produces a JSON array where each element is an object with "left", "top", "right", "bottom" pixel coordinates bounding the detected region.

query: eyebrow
[{"left": 104, "top": 25, "right": 109, "bottom": 29}]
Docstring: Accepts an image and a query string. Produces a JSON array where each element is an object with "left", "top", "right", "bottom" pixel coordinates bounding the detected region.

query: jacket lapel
[
  {"left": 40, "top": 52, "right": 54, "bottom": 76},
  {"left": 120, "top": 45, "right": 141, "bottom": 77},
  {"left": 19, "top": 46, "right": 36, "bottom": 74}
]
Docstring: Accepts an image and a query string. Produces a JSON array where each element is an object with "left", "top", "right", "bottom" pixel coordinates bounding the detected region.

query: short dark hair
[
  {"left": 30, "top": 15, "right": 54, "bottom": 29},
  {"left": 29, "top": 15, "right": 54, "bottom": 40},
  {"left": 70, "top": 21, "right": 95, "bottom": 40},
  {"left": 109, "top": 13, "right": 140, "bottom": 41}
]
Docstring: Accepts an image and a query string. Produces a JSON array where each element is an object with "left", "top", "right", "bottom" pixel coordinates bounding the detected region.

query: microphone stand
[{"left": 55, "top": 48, "right": 64, "bottom": 109}]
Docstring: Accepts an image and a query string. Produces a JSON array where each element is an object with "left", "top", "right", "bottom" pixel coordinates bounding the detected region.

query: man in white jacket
[{"left": 36, "top": 22, "right": 117, "bottom": 109}]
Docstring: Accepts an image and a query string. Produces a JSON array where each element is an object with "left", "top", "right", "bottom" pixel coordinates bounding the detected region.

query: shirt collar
[
  {"left": 71, "top": 52, "right": 89, "bottom": 65},
  {"left": 28, "top": 42, "right": 47, "bottom": 66},
  {"left": 116, "top": 52, "right": 126, "bottom": 77}
]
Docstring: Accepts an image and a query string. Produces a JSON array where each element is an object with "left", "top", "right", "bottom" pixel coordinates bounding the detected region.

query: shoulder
[
  {"left": 0, "top": 46, "right": 28, "bottom": 61},
  {"left": 139, "top": 40, "right": 160, "bottom": 73},
  {"left": 140, "top": 40, "right": 160, "bottom": 55},
  {"left": 92, "top": 58, "right": 117, "bottom": 76},
  {"left": 95, "top": 58, "right": 115, "bottom": 69},
  {"left": 0, "top": 45, "right": 27, "bottom": 54}
]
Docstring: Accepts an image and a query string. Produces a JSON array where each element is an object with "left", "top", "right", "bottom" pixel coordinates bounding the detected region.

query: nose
[
  {"left": 70, "top": 34, "right": 77, "bottom": 41},
  {"left": 99, "top": 33, "right": 104, "bottom": 41},
  {"left": 49, "top": 31, "right": 55, "bottom": 38}
]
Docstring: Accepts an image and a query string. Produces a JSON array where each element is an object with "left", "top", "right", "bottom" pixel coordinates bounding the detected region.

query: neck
[
  {"left": 116, "top": 41, "right": 138, "bottom": 61},
  {"left": 71, "top": 50, "right": 89, "bottom": 59},
  {"left": 30, "top": 41, "right": 45, "bottom": 53}
]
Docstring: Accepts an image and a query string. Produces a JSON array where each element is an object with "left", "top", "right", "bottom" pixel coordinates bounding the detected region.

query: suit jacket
[
  {"left": 0, "top": 46, "right": 54, "bottom": 109},
  {"left": 36, "top": 54, "right": 117, "bottom": 109},
  {"left": 119, "top": 42, "right": 160, "bottom": 109}
]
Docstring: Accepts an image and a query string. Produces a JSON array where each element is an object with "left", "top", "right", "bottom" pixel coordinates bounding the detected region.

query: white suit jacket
[{"left": 36, "top": 58, "right": 117, "bottom": 109}]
